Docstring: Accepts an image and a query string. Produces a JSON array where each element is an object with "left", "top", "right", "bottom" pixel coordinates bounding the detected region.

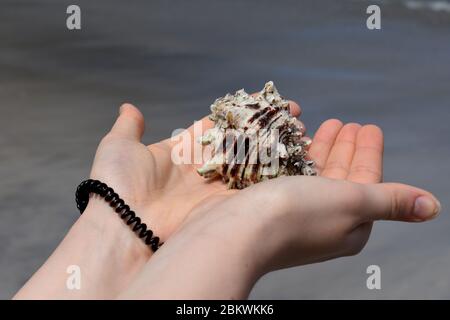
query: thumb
[
  {"left": 364, "top": 183, "right": 441, "bottom": 222},
  {"left": 109, "top": 103, "right": 145, "bottom": 141}
]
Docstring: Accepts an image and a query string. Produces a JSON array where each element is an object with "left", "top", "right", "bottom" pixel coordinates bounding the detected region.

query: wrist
[
  {"left": 80, "top": 196, "right": 152, "bottom": 262},
  {"left": 222, "top": 188, "right": 292, "bottom": 276},
  {"left": 120, "top": 209, "right": 266, "bottom": 299},
  {"left": 15, "top": 197, "right": 151, "bottom": 299},
  {"left": 73, "top": 197, "right": 152, "bottom": 296},
  {"left": 74, "top": 197, "right": 151, "bottom": 297}
]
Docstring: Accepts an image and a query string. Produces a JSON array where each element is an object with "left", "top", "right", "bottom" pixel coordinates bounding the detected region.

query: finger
[
  {"left": 362, "top": 183, "right": 441, "bottom": 222},
  {"left": 288, "top": 100, "right": 302, "bottom": 117},
  {"left": 110, "top": 103, "right": 145, "bottom": 141},
  {"left": 309, "top": 119, "right": 344, "bottom": 173},
  {"left": 347, "top": 125, "right": 384, "bottom": 184},
  {"left": 321, "top": 123, "right": 361, "bottom": 179}
]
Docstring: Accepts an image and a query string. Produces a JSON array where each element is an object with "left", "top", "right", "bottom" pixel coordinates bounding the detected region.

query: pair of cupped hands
[
  {"left": 85, "top": 102, "right": 440, "bottom": 298},
  {"left": 16, "top": 101, "right": 440, "bottom": 300}
]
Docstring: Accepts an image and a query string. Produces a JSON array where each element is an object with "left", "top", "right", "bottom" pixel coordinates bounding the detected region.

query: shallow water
[{"left": 0, "top": 0, "right": 449, "bottom": 299}]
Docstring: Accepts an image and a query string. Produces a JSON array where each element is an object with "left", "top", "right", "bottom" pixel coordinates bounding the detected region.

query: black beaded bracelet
[{"left": 76, "top": 179, "right": 162, "bottom": 252}]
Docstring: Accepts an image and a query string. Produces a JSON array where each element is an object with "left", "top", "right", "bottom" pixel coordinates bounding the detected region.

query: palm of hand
[{"left": 90, "top": 104, "right": 383, "bottom": 241}]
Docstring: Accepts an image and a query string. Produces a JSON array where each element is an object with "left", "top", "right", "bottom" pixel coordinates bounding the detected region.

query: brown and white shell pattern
[{"left": 197, "top": 81, "right": 316, "bottom": 189}]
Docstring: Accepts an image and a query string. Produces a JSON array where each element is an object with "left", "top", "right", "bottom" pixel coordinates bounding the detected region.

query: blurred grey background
[{"left": 0, "top": 0, "right": 449, "bottom": 299}]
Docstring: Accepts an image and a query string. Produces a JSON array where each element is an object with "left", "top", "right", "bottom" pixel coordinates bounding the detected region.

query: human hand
[
  {"left": 90, "top": 100, "right": 439, "bottom": 261},
  {"left": 176, "top": 118, "right": 441, "bottom": 271},
  {"left": 118, "top": 116, "right": 441, "bottom": 299},
  {"left": 119, "top": 171, "right": 440, "bottom": 300},
  {"left": 87, "top": 101, "right": 304, "bottom": 243}
]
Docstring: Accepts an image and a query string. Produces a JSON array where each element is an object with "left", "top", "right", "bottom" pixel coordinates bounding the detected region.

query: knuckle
[
  {"left": 351, "top": 164, "right": 381, "bottom": 178},
  {"left": 388, "top": 188, "right": 401, "bottom": 221},
  {"left": 340, "top": 183, "right": 366, "bottom": 213},
  {"left": 323, "top": 161, "right": 350, "bottom": 176}
]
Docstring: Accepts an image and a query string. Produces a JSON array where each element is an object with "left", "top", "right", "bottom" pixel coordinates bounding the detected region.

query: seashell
[{"left": 197, "top": 81, "right": 316, "bottom": 189}]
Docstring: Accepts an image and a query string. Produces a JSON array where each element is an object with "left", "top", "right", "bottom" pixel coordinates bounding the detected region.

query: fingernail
[{"left": 413, "top": 196, "right": 441, "bottom": 220}]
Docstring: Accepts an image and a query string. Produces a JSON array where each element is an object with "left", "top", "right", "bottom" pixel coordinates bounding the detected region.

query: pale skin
[{"left": 14, "top": 103, "right": 441, "bottom": 299}]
